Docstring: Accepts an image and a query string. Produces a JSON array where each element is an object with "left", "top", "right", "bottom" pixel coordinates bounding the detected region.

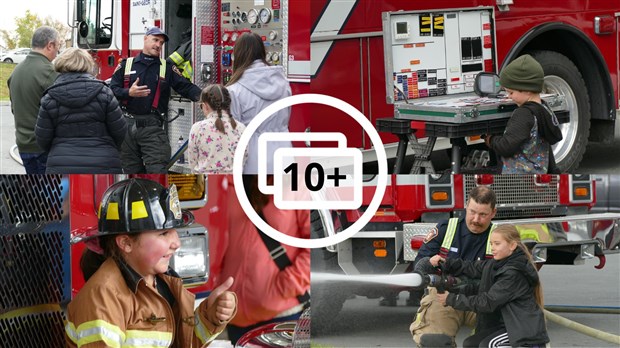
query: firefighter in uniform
[
  {"left": 66, "top": 178, "right": 237, "bottom": 347},
  {"left": 410, "top": 185, "right": 497, "bottom": 347},
  {"left": 167, "top": 28, "right": 193, "bottom": 81},
  {"left": 110, "top": 27, "right": 201, "bottom": 173}
]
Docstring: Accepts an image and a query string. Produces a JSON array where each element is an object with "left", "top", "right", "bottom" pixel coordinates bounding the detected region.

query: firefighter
[
  {"left": 410, "top": 185, "right": 497, "bottom": 347},
  {"left": 167, "top": 28, "right": 193, "bottom": 81},
  {"left": 66, "top": 178, "right": 237, "bottom": 347},
  {"left": 110, "top": 27, "right": 201, "bottom": 174}
]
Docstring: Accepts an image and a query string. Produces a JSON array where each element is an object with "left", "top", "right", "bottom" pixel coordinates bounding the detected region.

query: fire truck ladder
[{"left": 377, "top": 118, "right": 436, "bottom": 174}]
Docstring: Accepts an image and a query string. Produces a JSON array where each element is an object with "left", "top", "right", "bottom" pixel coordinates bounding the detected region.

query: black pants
[{"left": 121, "top": 119, "right": 171, "bottom": 173}]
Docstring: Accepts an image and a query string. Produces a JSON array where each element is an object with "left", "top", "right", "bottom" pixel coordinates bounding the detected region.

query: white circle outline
[{"left": 233, "top": 93, "right": 388, "bottom": 249}]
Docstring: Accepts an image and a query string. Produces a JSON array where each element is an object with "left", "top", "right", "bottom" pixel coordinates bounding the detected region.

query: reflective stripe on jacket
[
  {"left": 440, "top": 218, "right": 495, "bottom": 258},
  {"left": 65, "top": 258, "right": 236, "bottom": 347}
]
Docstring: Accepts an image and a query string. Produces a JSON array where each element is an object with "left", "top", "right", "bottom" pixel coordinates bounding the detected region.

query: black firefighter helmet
[{"left": 98, "top": 178, "right": 192, "bottom": 235}]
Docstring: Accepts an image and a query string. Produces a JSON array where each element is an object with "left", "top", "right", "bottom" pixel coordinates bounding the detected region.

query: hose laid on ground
[
  {"left": 545, "top": 305, "right": 620, "bottom": 315},
  {"left": 544, "top": 309, "right": 620, "bottom": 345},
  {"left": 10, "top": 144, "right": 23, "bottom": 165}
]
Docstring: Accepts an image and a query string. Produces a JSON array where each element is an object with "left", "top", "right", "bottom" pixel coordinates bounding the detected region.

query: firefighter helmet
[{"left": 97, "top": 178, "right": 191, "bottom": 235}]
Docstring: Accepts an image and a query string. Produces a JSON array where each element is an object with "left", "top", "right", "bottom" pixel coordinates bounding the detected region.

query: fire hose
[
  {"left": 10, "top": 144, "right": 23, "bottom": 165},
  {"left": 543, "top": 309, "right": 620, "bottom": 345}
]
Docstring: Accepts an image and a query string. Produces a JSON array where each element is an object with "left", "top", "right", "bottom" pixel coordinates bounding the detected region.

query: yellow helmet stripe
[
  {"left": 131, "top": 201, "right": 149, "bottom": 220},
  {"left": 106, "top": 202, "right": 120, "bottom": 220}
]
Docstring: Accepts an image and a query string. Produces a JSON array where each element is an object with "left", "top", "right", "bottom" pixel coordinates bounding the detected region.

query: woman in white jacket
[{"left": 227, "top": 32, "right": 292, "bottom": 174}]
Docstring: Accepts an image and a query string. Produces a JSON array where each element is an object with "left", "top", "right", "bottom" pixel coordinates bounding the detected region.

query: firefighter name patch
[{"left": 423, "top": 227, "right": 438, "bottom": 243}]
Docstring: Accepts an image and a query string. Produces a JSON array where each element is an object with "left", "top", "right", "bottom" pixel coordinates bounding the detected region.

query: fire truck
[
  {"left": 310, "top": 174, "right": 620, "bottom": 327},
  {"left": 70, "top": 1, "right": 617, "bottom": 172}
]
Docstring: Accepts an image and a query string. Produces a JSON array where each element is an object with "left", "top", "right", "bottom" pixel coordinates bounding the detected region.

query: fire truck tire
[
  {"left": 529, "top": 50, "right": 591, "bottom": 173},
  {"left": 310, "top": 210, "right": 348, "bottom": 332}
]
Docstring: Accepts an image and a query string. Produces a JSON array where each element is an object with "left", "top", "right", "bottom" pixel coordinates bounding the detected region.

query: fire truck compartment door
[{"left": 383, "top": 8, "right": 495, "bottom": 104}]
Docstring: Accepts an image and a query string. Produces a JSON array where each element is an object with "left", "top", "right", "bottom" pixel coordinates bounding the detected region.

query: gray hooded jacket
[{"left": 228, "top": 60, "right": 292, "bottom": 174}]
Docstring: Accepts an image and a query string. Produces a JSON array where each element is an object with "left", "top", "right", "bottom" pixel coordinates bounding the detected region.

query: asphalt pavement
[{"left": 1, "top": 101, "right": 24, "bottom": 174}]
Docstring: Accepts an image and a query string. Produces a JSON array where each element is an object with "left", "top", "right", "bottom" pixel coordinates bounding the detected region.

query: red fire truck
[
  {"left": 310, "top": 174, "right": 620, "bottom": 327},
  {"left": 70, "top": 0, "right": 618, "bottom": 173}
]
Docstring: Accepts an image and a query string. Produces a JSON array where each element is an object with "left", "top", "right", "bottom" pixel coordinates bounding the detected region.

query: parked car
[{"left": 0, "top": 48, "right": 31, "bottom": 64}]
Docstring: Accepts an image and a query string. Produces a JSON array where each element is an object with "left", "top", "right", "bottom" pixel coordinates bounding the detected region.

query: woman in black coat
[
  {"left": 433, "top": 224, "right": 550, "bottom": 348},
  {"left": 36, "top": 47, "right": 126, "bottom": 173}
]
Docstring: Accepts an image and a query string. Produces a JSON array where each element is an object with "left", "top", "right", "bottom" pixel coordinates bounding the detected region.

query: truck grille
[
  {"left": 0, "top": 175, "right": 69, "bottom": 348},
  {"left": 464, "top": 175, "right": 560, "bottom": 218}
]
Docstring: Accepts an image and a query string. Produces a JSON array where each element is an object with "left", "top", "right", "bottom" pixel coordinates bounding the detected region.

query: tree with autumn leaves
[{"left": 1, "top": 10, "right": 71, "bottom": 50}]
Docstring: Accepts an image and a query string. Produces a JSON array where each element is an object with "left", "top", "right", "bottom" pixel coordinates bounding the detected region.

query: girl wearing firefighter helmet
[{"left": 66, "top": 178, "right": 237, "bottom": 348}]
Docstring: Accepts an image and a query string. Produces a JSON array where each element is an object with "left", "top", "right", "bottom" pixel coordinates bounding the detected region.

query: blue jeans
[{"left": 20, "top": 152, "right": 48, "bottom": 174}]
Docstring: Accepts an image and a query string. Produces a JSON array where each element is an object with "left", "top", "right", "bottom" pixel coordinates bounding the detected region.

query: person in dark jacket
[
  {"left": 433, "top": 224, "right": 550, "bottom": 348},
  {"left": 484, "top": 54, "right": 562, "bottom": 174},
  {"left": 35, "top": 47, "right": 126, "bottom": 174}
]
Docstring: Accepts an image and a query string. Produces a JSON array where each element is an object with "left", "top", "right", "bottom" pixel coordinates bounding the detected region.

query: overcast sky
[{"left": 0, "top": 0, "right": 70, "bottom": 46}]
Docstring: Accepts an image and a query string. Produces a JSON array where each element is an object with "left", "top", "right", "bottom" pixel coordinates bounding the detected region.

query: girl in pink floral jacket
[{"left": 188, "top": 84, "right": 246, "bottom": 173}]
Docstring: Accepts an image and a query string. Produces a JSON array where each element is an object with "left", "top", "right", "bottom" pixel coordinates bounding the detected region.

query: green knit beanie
[{"left": 499, "top": 54, "right": 544, "bottom": 92}]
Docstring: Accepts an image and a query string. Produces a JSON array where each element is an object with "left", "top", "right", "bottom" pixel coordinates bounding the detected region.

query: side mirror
[
  {"left": 474, "top": 72, "right": 502, "bottom": 97},
  {"left": 78, "top": 21, "right": 89, "bottom": 39}
]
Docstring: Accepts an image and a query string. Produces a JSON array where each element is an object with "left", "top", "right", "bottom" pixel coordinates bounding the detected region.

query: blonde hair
[
  {"left": 54, "top": 47, "right": 96, "bottom": 74},
  {"left": 492, "top": 224, "right": 545, "bottom": 308},
  {"left": 200, "top": 84, "right": 237, "bottom": 133}
]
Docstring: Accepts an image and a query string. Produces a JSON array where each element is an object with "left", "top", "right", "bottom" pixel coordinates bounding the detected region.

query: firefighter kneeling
[
  {"left": 66, "top": 178, "right": 237, "bottom": 347},
  {"left": 411, "top": 257, "right": 478, "bottom": 347}
]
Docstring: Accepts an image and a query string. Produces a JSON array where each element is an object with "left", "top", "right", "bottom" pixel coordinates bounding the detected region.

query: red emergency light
[
  {"left": 535, "top": 174, "right": 553, "bottom": 185},
  {"left": 475, "top": 174, "right": 494, "bottom": 186}
]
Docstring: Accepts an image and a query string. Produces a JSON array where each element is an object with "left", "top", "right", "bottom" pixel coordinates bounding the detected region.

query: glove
[{"left": 414, "top": 257, "right": 440, "bottom": 276}]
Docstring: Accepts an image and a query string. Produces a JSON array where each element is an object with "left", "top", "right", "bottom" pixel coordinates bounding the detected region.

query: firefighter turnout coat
[{"left": 66, "top": 258, "right": 236, "bottom": 348}]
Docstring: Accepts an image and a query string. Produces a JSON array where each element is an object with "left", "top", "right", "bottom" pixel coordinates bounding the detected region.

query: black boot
[
  {"left": 378, "top": 292, "right": 398, "bottom": 306},
  {"left": 419, "top": 333, "right": 453, "bottom": 347}
]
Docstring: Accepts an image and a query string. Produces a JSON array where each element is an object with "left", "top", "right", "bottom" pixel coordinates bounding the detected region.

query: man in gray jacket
[{"left": 7, "top": 26, "right": 60, "bottom": 174}]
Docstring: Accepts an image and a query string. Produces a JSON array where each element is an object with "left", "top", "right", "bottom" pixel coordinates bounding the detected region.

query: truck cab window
[{"left": 77, "top": 0, "right": 113, "bottom": 48}]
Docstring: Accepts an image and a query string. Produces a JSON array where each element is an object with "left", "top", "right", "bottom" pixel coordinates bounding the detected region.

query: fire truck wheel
[
  {"left": 310, "top": 210, "right": 348, "bottom": 332},
  {"left": 529, "top": 50, "right": 591, "bottom": 173}
]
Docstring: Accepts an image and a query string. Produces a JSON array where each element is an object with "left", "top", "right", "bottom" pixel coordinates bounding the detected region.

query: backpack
[{"left": 522, "top": 101, "right": 563, "bottom": 145}]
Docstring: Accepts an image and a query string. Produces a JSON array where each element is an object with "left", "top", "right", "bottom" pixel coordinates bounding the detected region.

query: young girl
[
  {"left": 188, "top": 84, "right": 246, "bottom": 173},
  {"left": 433, "top": 224, "right": 549, "bottom": 348},
  {"left": 66, "top": 178, "right": 237, "bottom": 348},
  {"left": 484, "top": 54, "right": 562, "bottom": 174}
]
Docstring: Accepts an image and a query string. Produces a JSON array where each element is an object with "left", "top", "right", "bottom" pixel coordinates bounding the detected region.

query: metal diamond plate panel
[
  {"left": 0, "top": 306, "right": 66, "bottom": 348},
  {"left": 0, "top": 175, "right": 64, "bottom": 224},
  {"left": 403, "top": 223, "right": 436, "bottom": 261},
  {"left": 464, "top": 175, "right": 560, "bottom": 218},
  {"left": 0, "top": 175, "right": 69, "bottom": 347}
]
